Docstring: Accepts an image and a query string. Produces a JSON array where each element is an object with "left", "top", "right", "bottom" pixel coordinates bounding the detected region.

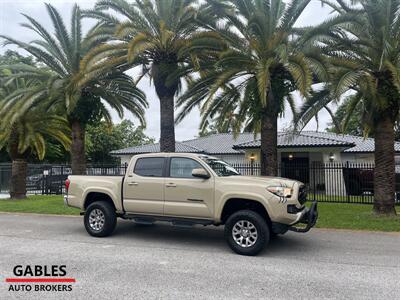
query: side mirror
[{"left": 192, "top": 168, "right": 210, "bottom": 179}]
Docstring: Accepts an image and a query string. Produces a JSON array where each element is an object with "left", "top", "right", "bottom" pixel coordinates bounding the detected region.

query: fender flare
[{"left": 216, "top": 192, "right": 274, "bottom": 222}]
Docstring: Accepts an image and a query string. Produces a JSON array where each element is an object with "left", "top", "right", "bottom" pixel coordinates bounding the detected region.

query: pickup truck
[{"left": 64, "top": 153, "right": 318, "bottom": 256}]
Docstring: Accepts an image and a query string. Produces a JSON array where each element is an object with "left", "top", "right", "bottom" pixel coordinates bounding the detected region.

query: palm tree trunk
[
  {"left": 159, "top": 95, "right": 176, "bottom": 152},
  {"left": 10, "top": 159, "right": 27, "bottom": 199},
  {"left": 8, "top": 124, "right": 27, "bottom": 199},
  {"left": 373, "top": 116, "right": 397, "bottom": 215},
  {"left": 260, "top": 109, "right": 278, "bottom": 176},
  {"left": 70, "top": 120, "right": 86, "bottom": 175}
]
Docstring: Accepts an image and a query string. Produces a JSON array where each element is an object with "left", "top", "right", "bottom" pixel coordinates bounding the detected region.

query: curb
[
  {"left": 314, "top": 227, "right": 400, "bottom": 235},
  {"left": 0, "top": 211, "right": 81, "bottom": 218}
]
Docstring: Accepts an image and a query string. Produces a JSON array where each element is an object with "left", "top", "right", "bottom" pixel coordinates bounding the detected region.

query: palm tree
[
  {"left": 296, "top": 0, "right": 400, "bottom": 215},
  {"left": 177, "top": 0, "right": 326, "bottom": 175},
  {"left": 85, "top": 0, "right": 209, "bottom": 152},
  {"left": 1, "top": 3, "right": 147, "bottom": 174},
  {"left": 0, "top": 69, "right": 71, "bottom": 199}
]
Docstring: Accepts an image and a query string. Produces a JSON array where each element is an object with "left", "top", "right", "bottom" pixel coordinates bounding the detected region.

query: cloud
[{"left": 0, "top": 0, "right": 334, "bottom": 141}]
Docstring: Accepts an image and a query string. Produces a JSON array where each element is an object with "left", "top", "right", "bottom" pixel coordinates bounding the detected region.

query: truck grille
[{"left": 298, "top": 185, "right": 307, "bottom": 205}]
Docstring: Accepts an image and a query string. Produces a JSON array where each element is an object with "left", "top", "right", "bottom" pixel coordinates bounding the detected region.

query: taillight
[{"left": 65, "top": 179, "right": 70, "bottom": 191}]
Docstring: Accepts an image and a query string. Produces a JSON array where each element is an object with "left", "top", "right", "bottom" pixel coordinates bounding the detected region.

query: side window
[
  {"left": 170, "top": 158, "right": 205, "bottom": 178},
  {"left": 134, "top": 157, "right": 164, "bottom": 177}
]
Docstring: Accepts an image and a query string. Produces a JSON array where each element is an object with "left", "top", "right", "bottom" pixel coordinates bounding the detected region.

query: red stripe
[{"left": 5, "top": 278, "right": 76, "bottom": 283}]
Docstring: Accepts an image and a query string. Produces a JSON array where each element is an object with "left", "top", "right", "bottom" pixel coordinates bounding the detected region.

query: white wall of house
[{"left": 341, "top": 153, "right": 375, "bottom": 163}]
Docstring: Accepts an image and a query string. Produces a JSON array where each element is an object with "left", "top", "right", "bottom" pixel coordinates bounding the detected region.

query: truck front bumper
[{"left": 288, "top": 201, "right": 318, "bottom": 233}]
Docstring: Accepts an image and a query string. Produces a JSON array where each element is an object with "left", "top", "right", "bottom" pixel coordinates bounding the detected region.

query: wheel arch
[
  {"left": 84, "top": 192, "right": 116, "bottom": 212},
  {"left": 220, "top": 198, "right": 271, "bottom": 225}
]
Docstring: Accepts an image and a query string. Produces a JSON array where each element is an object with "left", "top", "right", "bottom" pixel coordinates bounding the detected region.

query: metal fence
[
  {"left": 231, "top": 161, "right": 400, "bottom": 205},
  {"left": 0, "top": 161, "right": 399, "bottom": 205},
  {"left": 0, "top": 163, "right": 128, "bottom": 195}
]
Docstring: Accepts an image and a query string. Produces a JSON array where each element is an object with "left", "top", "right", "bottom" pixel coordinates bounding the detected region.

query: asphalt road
[{"left": 0, "top": 213, "right": 399, "bottom": 299}]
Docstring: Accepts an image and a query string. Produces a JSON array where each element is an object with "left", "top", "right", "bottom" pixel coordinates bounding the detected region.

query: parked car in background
[
  {"left": 343, "top": 166, "right": 400, "bottom": 197},
  {"left": 26, "top": 167, "right": 72, "bottom": 194}
]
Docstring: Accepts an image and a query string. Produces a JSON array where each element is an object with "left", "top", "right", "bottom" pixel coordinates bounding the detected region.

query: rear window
[{"left": 134, "top": 157, "right": 165, "bottom": 177}]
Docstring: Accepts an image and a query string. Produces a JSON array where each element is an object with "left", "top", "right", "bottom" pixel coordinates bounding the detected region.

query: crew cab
[{"left": 64, "top": 153, "right": 318, "bottom": 256}]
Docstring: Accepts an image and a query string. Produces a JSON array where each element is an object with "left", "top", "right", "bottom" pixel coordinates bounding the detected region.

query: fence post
[
  {"left": 312, "top": 162, "right": 316, "bottom": 202},
  {"left": 346, "top": 161, "right": 350, "bottom": 203},
  {"left": 41, "top": 167, "right": 45, "bottom": 195}
]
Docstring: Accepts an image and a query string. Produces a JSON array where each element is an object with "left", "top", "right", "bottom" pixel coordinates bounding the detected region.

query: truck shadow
[{"left": 113, "top": 220, "right": 316, "bottom": 257}]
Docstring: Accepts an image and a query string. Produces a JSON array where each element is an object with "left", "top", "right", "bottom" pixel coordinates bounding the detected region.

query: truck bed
[{"left": 66, "top": 175, "right": 124, "bottom": 212}]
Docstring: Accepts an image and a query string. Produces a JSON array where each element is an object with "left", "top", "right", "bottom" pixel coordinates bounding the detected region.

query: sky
[{"left": 0, "top": 0, "right": 334, "bottom": 142}]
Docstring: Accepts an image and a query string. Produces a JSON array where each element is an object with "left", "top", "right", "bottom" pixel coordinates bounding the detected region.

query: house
[
  {"left": 110, "top": 131, "right": 400, "bottom": 197},
  {"left": 110, "top": 131, "right": 400, "bottom": 166}
]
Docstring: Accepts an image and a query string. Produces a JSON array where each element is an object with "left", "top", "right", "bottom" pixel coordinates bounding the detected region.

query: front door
[
  {"left": 123, "top": 157, "right": 165, "bottom": 215},
  {"left": 164, "top": 157, "right": 214, "bottom": 219},
  {"left": 281, "top": 157, "right": 310, "bottom": 184}
]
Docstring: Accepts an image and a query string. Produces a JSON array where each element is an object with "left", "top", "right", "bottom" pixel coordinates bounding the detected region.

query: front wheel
[
  {"left": 224, "top": 210, "right": 270, "bottom": 256},
  {"left": 84, "top": 201, "right": 117, "bottom": 237}
]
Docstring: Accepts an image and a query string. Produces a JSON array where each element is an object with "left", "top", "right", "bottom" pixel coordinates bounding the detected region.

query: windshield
[{"left": 200, "top": 156, "right": 241, "bottom": 177}]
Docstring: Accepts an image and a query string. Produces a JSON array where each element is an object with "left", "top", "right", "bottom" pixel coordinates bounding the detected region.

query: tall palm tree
[
  {"left": 85, "top": 0, "right": 209, "bottom": 152},
  {"left": 1, "top": 3, "right": 147, "bottom": 174},
  {"left": 177, "top": 0, "right": 327, "bottom": 175},
  {"left": 0, "top": 69, "right": 71, "bottom": 199},
  {"left": 296, "top": 0, "right": 400, "bottom": 215}
]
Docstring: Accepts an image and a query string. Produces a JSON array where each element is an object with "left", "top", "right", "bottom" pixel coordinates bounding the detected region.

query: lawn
[
  {"left": 0, "top": 195, "right": 80, "bottom": 215},
  {"left": 315, "top": 202, "right": 399, "bottom": 232},
  {"left": 0, "top": 195, "right": 398, "bottom": 232}
]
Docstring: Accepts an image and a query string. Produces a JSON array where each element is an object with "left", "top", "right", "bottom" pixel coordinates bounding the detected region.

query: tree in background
[
  {"left": 85, "top": 0, "right": 212, "bottom": 152},
  {"left": 177, "top": 0, "right": 326, "bottom": 176},
  {"left": 0, "top": 68, "right": 70, "bottom": 199},
  {"left": 326, "top": 96, "right": 400, "bottom": 141},
  {"left": 297, "top": 0, "right": 400, "bottom": 215},
  {"left": 325, "top": 95, "right": 366, "bottom": 137},
  {"left": 198, "top": 123, "right": 228, "bottom": 137},
  {"left": 1, "top": 4, "right": 147, "bottom": 175},
  {"left": 86, "top": 120, "right": 154, "bottom": 164}
]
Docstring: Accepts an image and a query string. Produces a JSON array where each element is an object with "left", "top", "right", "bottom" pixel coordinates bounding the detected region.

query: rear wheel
[
  {"left": 224, "top": 210, "right": 270, "bottom": 256},
  {"left": 84, "top": 201, "right": 117, "bottom": 237}
]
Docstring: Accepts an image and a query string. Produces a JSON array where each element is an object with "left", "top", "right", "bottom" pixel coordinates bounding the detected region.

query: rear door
[
  {"left": 123, "top": 157, "right": 165, "bottom": 215},
  {"left": 164, "top": 157, "right": 214, "bottom": 219}
]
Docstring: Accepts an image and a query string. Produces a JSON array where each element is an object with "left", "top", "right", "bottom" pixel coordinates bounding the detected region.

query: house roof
[
  {"left": 110, "top": 141, "right": 204, "bottom": 155},
  {"left": 110, "top": 131, "right": 400, "bottom": 155},
  {"left": 182, "top": 133, "right": 256, "bottom": 154},
  {"left": 234, "top": 132, "right": 354, "bottom": 149},
  {"left": 300, "top": 131, "right": 400, "bottom": 153}
]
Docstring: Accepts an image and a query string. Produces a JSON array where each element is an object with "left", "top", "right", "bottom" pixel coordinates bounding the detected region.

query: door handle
[
  {"left": 128, "top": 182, "right": 139, "bottom": 186},
  {"left": 165, "top": 183, "right": 177, "bottom": 188}
]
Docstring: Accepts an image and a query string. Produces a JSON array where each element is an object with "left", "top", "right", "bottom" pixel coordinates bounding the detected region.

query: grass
[
  {"left": 0, "top": 195, "right": 80, "bottom": 215},
  {"left": 0, "top": 195, "right": 398, "bottom": 232},
  {"left": 315, "top": 202, "right": 399, "bottom": 232}
]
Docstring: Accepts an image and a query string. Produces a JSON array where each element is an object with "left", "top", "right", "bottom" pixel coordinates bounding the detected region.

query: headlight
[{"left": 267, "top": 186, "right": 292, "bottom": 198}]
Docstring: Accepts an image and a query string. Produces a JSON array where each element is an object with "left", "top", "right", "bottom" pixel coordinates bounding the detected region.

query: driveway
[{"left": 0, "top": 213, "right": 399, "bottom": 299}]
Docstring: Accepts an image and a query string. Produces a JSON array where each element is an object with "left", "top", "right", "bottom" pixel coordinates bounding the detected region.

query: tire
[
  {"left": 84, "top": 201, "right": 117, "bottom": 237},
  {"left": 224, "top": 210, "right": 270, "bottom": 256}
]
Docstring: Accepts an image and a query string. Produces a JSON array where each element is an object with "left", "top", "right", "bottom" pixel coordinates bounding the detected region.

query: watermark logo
[{"left": 5, "top": 265, "right": 75, "bottom": 292}]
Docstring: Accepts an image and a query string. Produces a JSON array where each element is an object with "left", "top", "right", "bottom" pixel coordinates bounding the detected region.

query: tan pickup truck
[{"left": 65, "top": 153, "right": 318, "bottom": 256}]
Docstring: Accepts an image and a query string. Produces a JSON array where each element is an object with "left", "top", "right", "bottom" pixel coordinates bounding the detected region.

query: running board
[{"left": 123, "top": 213, "right": 214, "bottom": 227}]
